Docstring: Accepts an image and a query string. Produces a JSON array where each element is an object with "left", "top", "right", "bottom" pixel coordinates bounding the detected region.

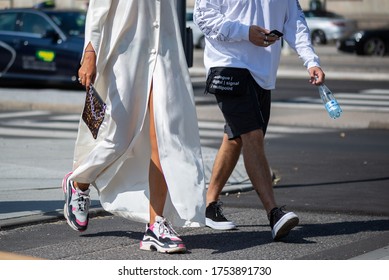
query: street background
[
  {"left": 0, "top": 44, "right": 388, "bottom": 260},
  {"left": 2, "top": 0, "right": 389, "bottom": 29}
]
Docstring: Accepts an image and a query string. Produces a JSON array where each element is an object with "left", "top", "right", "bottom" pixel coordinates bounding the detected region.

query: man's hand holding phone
[
  {"left": 266, "top": 29, "right": 284, "bottom": 38},
  {"left": 249, "top": 26, "right": 283, "bottom": 47}
]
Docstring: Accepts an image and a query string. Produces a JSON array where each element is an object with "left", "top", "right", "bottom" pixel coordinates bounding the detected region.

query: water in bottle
[{"left": 318, "top": 84, "right": 343, "bottom": 119}]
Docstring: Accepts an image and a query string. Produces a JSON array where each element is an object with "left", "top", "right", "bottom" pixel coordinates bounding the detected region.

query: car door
[
  {"left": 0, "top": 12, "right": 20, "bottom": 78},
  {"left": 0, "top": 10, "right": 83, "bottom": 84},
  {"left": 16, "top": 12, "right": 63, "bottom": 80},
  {"left": 17, "top": 11, "right": 82, "bottom": 83}
]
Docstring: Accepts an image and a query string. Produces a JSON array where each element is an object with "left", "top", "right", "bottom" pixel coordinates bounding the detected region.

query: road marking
[
  {"left": 360, "top": 89, "right": 389, "bottom": 95},
  {"left": 0, "top": 126, "right": 76, "bottom": 138},
  {"left": 0, "top": 112, "right": 331, "bottom": 140},
  {"left": 0, "top": 88, "right": 384, "bottom": 140},
  {"left": 277, "top": 88, "right": 389, "bottom": 112},
  {"left": 0, "top": 111, "right": 50, "bottom": 119}
]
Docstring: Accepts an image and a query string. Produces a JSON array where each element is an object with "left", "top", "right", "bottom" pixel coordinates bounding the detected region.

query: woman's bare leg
[
  {"left": 148, "top": 88, "right": 168, "bottom": 225},
  {"left": 74, "top": 182, "right": 89, "bottom": 191}
]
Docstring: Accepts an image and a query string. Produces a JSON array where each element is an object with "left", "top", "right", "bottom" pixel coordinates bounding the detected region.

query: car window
[
  {"left": 47, "top": 11, "right": 85, "bottom": 37},
  {"left": 0, "top": 13, "right": 18, "bottom": 32},
  {"left": 20, "top": 13, "right": 53, "bottom": 37}
]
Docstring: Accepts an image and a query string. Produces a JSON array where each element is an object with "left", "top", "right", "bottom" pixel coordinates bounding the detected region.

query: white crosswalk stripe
[
  {"left": 0, "top": 111, "right": 78, "bottom": 138},
  {"left": 278, "top": 88, "right": 389, "bottom": 112},
  {"left": 1, "top": 89, "right": 386, "bottom": 139},
  {"left": 0, "top": 111, "right": 335, "bottom": 141},
  {"left": 198, "top": 120, "right": 335, "bottom": 145}
]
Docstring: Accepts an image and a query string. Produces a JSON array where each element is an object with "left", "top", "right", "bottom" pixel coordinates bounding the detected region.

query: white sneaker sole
[
  {"left": 206, "top": 218, "right": 236, "bottom": 230},
  {"left": 272, "top": 212, "right": 299, "bottom": 240},
  {"left": 64, "top": 204, "right": 81, "bottom": 232},
  {"left": 140, "top": 241, "right": 186, "bottom": 254}
]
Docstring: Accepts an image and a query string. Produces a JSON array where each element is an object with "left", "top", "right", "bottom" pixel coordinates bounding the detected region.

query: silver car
[{"left": 303, "top": 10, "right": 357, "bottom": 45}]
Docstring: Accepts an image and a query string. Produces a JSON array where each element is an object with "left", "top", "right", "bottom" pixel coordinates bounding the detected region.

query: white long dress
[{"left": 69, "top": 0, "right": 206, "bottom": 227}]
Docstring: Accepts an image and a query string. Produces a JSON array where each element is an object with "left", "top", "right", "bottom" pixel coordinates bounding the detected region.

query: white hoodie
[{"left": 194, "top": 0, "right": 321, "bottom": 89}]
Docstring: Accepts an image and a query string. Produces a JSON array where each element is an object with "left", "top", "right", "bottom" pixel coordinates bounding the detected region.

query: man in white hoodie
[{"left": 194, "top": 0, "right": 325, "bottom": 240}]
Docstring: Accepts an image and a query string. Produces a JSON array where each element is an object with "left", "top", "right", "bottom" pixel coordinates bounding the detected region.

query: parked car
[
  {"left": 337, "top": 26, "right": 389, "bottom": 56},
  {"left": 0, "top": 8, "right": 85, "bottom": 85},
  {"left": 186, "top": 9, "right": 205, "bottom": 49},
  {"left": 303, "top": 10, "right": 357, "bottom": 45}
]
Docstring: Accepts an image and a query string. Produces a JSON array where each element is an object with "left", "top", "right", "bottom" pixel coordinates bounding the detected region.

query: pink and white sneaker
[
  {"left": 140, "top": 216, "right": 186, "bottom": 253},
  {"left": 62, "top": 172, "right": 90, "bottom": 232}
]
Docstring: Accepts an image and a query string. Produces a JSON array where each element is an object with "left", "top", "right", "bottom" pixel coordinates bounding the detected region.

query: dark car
[
  {"left": 337, "top": 26, "right": 389, "bottom": 56},
  {"left": 0, "top": 8, "right": 85, "bottom": 85}
]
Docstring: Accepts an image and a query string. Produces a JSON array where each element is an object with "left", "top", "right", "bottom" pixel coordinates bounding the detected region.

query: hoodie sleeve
[
  {"left": 283, "top": 0, "right": 321, "bottom": 69},
  {"left": 193, "top": 0, "right": 250, "bottom": 42}
]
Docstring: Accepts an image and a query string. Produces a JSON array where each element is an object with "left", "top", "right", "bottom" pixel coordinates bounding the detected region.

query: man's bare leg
[
  {"left": 241, "top": 129, "right": 299, "bottom": 240},
  {"left": 205, "top": 134, "right": 241, "bottom": 230},
  {"left": 206, "top": 134, "right": 242, "bottom": 205},
  {"left": 240, "top": 129, "right": 276, "bottom": 213}
]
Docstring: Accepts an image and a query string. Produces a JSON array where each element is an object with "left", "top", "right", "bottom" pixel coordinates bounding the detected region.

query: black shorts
[{"left": 205, "top": 67, "right": 271, "bottom": 140}]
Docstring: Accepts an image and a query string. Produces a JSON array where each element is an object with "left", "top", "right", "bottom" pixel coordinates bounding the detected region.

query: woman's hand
[{"left": 78, "top": 46, "right": 97, "bottom": 90}]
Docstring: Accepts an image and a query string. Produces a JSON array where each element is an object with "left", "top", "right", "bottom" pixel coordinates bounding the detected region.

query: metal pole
[
  {"left": 177, "top": 0, "right": 186, "bottom": 45},
  {"left": 176, "top": 0, "right": 193, "bottom": 67}
]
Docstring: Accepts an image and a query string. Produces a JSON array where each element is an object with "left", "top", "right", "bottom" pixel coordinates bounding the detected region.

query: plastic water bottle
[{"left": 318, "top": 84, "right": 343, "bottom": 119}]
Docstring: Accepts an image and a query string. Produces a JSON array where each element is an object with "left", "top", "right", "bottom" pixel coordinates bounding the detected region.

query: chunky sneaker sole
[
  {"left": 205, "top": 201, "right": 236, "bottom": 230},
  {"left": 271, "top": 212, "right": 299, "bottom": 240},
  {"left": 140, "top": 216, "right": 187, "bottom": 254},
  {"left": 206, "top": 218, "right": 236, "bottom": 230},
  {"left": 140, "top": 239, "right": 186, "bottom": 254},
  {"left": 62, "top": 172, "right": 89, "bottom": 232}
]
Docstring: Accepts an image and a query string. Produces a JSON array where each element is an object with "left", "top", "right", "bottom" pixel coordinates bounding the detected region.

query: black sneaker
[
  {"left": 268, "top": 206, "right": 299, "bottom": 240},
  {"left": 205, "top": 201, "right": 236, "bottom": 230}
]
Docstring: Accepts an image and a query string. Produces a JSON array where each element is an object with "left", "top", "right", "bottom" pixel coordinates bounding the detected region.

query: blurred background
[
  {"left": 0, "top": 1, "right": 388, "bottom": 260},
  {"left": 1, "top": 0, "right": 389, "bottom": 29}
]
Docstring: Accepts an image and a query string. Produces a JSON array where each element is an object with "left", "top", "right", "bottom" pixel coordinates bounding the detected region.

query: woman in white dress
[{"left": 61, "top": 0, "right": 206, "bottom": 254}]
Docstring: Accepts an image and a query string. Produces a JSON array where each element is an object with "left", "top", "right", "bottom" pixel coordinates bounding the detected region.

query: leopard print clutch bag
[{"left": 82, "top": 84, "right": 106, "bottom": 139}]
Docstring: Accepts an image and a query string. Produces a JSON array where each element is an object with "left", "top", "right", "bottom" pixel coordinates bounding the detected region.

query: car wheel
[
  {"left": 311, "top": 30, "right": 327, "bottom": 45},
  {"left": 362, "top": 37, "right": 386, "bottom": 56}
]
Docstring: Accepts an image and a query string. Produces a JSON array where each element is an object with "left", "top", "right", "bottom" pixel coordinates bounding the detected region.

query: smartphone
[{"left": 266, "top": 29, "right": 283, "bottom": 37}]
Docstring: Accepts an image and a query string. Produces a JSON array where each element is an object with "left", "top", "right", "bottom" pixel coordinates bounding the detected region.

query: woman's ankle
[{"left": 74, "top": 181, "right": 89, "bottom": 192}]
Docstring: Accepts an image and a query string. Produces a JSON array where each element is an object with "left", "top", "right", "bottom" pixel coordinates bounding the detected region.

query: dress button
[
  {"left": 153, "top": 21, "right": 159, "bottom": 28},
  {"left": 150, "top": 49, "right": 157, "bottom": 55}
]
